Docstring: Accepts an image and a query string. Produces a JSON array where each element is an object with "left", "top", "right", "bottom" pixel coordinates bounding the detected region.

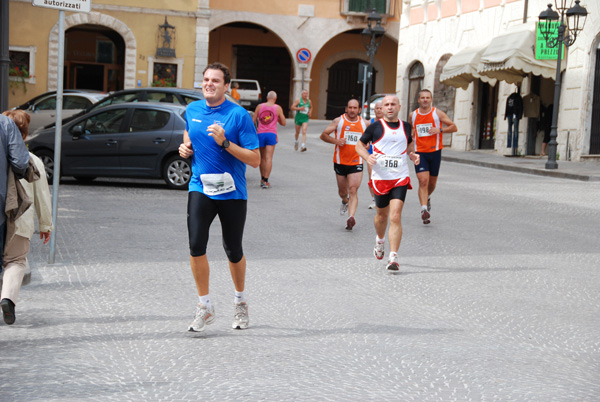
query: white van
[{"left": 229, "top": 79, "right": 261, "bottom": 110}]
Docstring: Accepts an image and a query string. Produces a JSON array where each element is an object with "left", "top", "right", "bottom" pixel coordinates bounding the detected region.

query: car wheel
[
  {"left": 34, "top": 149, "right": 55, "bottom": 182},
  {"left": 163, "top": 155, "right": 191, "bottom": 190}
]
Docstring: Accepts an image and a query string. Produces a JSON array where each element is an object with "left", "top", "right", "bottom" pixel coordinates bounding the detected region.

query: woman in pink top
[{"left": 253, "top": 91, "right": 287, "bottom": 189}]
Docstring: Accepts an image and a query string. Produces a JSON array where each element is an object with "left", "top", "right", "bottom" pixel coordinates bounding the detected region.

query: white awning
[
  {"left": 477, "top": 28, "right": 565, "bottom": 85},
  {"left": 440, "top": 45, "right": 497, "bottom": 90}
]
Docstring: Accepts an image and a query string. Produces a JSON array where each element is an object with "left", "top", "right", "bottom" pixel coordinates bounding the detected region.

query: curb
[{"left": 443, "top": 155, "right": 600, "bottom": 182}]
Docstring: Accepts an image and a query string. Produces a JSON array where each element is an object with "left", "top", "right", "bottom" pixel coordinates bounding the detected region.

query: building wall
[{"left": 397, "top": 0, "right": 600, "bottom": 161}]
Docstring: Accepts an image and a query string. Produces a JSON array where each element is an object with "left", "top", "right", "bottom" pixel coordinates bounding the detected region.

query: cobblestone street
[{"left": 1, "top": 120, "right": 599, "bottom": 401}]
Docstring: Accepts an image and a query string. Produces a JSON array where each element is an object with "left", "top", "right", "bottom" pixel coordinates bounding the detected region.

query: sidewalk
[{"left": 442, "top": 149, "right": 600, "bottom": 182}]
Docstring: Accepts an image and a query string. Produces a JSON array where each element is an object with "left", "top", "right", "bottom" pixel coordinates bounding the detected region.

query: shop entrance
[
  {"left": 478, "top": 82, "right": 498, "bottom": 150},
  {"left": 326, "top": 58, "right": 376, "bottom": 120},
  {"left": 65, "top": 25, "right": 125, "bottom": 92}
]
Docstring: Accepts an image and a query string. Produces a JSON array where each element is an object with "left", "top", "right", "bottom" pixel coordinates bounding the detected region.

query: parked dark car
[{"left": 27, "top": 103, "right": 191, "bottom": 190}]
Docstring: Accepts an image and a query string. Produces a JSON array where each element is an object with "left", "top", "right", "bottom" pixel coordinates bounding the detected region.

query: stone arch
[{"left": 48, "top": 12, "right": 137, "bottom": 90}]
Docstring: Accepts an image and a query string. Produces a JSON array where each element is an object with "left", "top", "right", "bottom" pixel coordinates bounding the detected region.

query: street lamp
[
  {"left": 361, "top": 8, "right": 385, "bottom": 112},
  {"left": 538, "top": 0, "right": 587, "bottom": 169}
]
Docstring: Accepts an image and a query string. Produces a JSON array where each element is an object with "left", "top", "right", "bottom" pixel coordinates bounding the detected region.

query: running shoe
[
  {"left": 421, "top": 209, "right": 431, "bottom": 225},
  {"left": 294, "top": 142, "right": 299, "bottom": 151},
  {"left": 427, "top": 197, "right": 431, "bottom": 211},
  {"left": 261, "top": 181, "right": 270, "bottom": 189},
  {"left": 368, "top": 201, "right": 376, "bottom": 210},
  {"left": 300, "top": 146, "right": 307, "bottom": 152},
  {"left": 188, "top": 303, "right": 216, "bottom": 332},
  {"left": 232, "top": 302, "right": 249, "bottom": 329},
  {"left": 1, "top": 298, "right": 16, "bottom": 325},
  {"left": 386, "top": 254, "right": 399, "bottom": 271},
  {"left": 373, "top": 241, "right": 385, "bottom": 260},
  {"left": 345, "top": 216, "right": 356, "bottom": 231},
  {"left": 340, "top": 202, "right": 348, "bottom": 215}
]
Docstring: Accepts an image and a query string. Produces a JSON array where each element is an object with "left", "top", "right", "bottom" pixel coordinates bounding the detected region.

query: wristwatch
[{"left": 221, "top": 139, "right": 230, "bottom": 149}]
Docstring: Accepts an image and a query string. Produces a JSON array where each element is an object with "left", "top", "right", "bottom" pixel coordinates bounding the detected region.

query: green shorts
[{"left": 295, "top": 113, "right": 309, "bottom": 125}]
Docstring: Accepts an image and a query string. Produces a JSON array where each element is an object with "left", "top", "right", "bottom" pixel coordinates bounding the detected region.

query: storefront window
[{"left": 152, "top": 62, "right": 177, "bottom": 87}]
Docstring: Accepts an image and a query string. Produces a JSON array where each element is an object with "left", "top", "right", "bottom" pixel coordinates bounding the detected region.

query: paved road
[{"left": 1, "top": 119, "right": 599, "bottom": 401}]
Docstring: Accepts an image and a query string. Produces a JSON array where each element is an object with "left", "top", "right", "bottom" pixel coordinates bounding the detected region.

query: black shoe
[{"left": 1, "top": 298, "right": 16, "bottom": 325}]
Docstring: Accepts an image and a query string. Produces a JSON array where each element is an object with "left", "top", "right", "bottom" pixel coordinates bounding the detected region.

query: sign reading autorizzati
[{"left": 32, "top": 0, "right": 91, "bottom": 12}]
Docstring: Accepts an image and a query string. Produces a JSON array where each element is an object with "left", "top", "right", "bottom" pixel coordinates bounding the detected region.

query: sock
[
  {"left": 234, "top": 290, "right": 246, "bottom": 304},
  {"left": 301, "top": 143, "right": 305, "bottom": 148},
  {"left": 264, "top": 177, "right": 269, "bottom": 183},
  {"left": 376, "top": 236, "right": 385, "bottom": 244},
  {"left": 199, "top": 294, "right": 212, "bottom": 310},
  {"left": 421, "top": 205, "right": 428, "bottom": 211},
  {"left": 295, "top": 140, "right": 299, "bottom": 145},
  {"left": 389, "top": 251, "right": 398, "bottom": 261}
]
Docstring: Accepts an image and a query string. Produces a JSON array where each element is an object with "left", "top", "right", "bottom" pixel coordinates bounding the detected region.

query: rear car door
[
  {"left": 61, "top": 108, "right": 129, "bottom": 176},
  {"left": 118, "top": 107, "right": 174, "bottom": 175}
]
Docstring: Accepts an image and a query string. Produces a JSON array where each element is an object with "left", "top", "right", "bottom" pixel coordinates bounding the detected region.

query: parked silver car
[{"left": 20, "top": 91, "right": 107, "bottom": 133}]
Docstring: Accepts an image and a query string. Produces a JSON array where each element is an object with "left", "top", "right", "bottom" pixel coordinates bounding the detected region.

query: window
[
  {"left": 407, "top": 61, "right": 424, "bottom": 119},
  {"left": 9, "top": 46, "right": 36, "bottom": 85},
  {"left": 348, "top": 0, "right": 387, "bottom": 13},
  {"left": 146, "top": 92, "right": 184, "bottom": 105},
  {"left": 181, "top": 95, "right": 202, "bottom": 105},
  {"left": 34, "top": 97, "right": 57, "bottom": 111},
  {"left": 152, "top": 63, "right": 177, "bottom": 87},
  {"left": 129, "top": 109, "right": 171, "bottom": 132},
  {"left": 81, "top": 109, "right": 128, "bottom": 135},
  {"left": 95, "top": 93, "right": 140, "bottom": 109},
  {"left": 64, "top": 96, "right": 94, "bottom": 110}
]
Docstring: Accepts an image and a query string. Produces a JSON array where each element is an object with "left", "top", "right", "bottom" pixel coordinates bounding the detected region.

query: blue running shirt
[{"left": 185, "top": 99, "right": 258, "bottom": 200}]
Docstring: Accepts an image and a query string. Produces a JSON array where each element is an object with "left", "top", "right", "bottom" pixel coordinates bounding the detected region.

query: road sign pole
[{"left": 48, "top": 10, "right": 65, "bottom": 264}]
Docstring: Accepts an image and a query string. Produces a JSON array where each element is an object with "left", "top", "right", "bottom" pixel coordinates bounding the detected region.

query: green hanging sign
[{"left": 536, "top": 22, "right": 565, "bottom": 60}]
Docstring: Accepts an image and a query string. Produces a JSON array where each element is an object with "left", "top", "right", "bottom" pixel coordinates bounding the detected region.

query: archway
[
  {"left": 209, "top": 22, "right": 293, "bottom": 115},
  {"left": 48, "top": 12, "right": 136, "bottom": 90},
  {"left": 65, "top": 25, "right": 125, "bottom": 92},
  {"left": 325, "top": 58, "right": 376, "bottom": 120}
]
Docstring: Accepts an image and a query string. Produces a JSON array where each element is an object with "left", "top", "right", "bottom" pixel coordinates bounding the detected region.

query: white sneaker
[
  {"left": 188, "top": 303, "right": 216, "bottom": 332},
  {"left": 373, "top": 241, "right": 384, "bottom": 260},
  {"left": 294, "top": 142, "right": 299, "bottom": 151},
  {"left": 340, "top": 202, "right": 348, "bottom": 215},
  {"left": 386, "top": 253, "right": 399, "bottom": 271},
  {"left": 368, "top": 202, "right": 376, "bottom": 210},
  {"left": 232, "top": 302, "right": 249, "bottom": 329}
]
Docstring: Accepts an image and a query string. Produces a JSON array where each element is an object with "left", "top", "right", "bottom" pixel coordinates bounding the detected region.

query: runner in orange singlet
[
  {"left": 320, "top": 99, "right": 367, "bottom": 231},
  {"left": 411, "top": 89, "right": 457, "bottom": 224}
]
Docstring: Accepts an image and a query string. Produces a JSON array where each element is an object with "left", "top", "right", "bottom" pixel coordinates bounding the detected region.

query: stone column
[{"left": 194, "top": 0, "right": 210, "bottom": 87}]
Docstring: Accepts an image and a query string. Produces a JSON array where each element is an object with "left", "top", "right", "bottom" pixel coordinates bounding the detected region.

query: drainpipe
[{"left": 0, "top": 0, "right": 10, "bottom": 112}]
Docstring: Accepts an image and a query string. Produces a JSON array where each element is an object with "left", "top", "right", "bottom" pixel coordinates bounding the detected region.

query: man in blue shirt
[{"left": 179, "top": 62, "right": 259, "bottom": 333}]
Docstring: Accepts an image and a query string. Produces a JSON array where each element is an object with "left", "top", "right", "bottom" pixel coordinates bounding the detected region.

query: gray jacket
[{"left": 0, "top": 115, "right": 30, "bottom": 226}]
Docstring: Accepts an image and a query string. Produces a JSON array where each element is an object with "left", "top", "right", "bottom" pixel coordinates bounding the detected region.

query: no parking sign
[{"left": 297, "top": 48, "right": 311, "bottom": 64}]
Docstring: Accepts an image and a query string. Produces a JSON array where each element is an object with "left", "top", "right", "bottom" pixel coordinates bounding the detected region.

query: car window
[
  {"left": 35, "top": 97, "right": 57, "bottom": 111},
  {"left": 129, "top": 109, "right": 171, "bottom": 132},
  {"left": 146, "top": 92, "right": 184, "bottom": 105},
  {"left": 80, "top": 109, "right": 128, "bottom": 135},
  {"left": 181, "top": 95, "right": 202, "bottom": 105},
  {"left": 64, "top": 96, "right": 92, "bottom": 110},
  {"left": 235, "top": 81, "right": 259, "bottom": 90},
  {"left": 95, "top": 93, "right": 140, "bottom": 109}
]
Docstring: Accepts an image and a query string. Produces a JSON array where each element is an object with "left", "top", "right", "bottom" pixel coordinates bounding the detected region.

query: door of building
[
  {"left": 590, "top": 48, "right": 600, "bottom": 154},
  {"left": 478, "top": 81, "right": 498, "bottom": 150},
  {"left": 326, "top": 59, "right": 376, "bottom": 120},
  {"left": 234, "top": 45, "right": 292, "bottom": 116}
]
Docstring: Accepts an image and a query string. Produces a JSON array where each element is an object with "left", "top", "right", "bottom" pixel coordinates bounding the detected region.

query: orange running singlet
[
  {"left": 333, "top": 114, "right": 366, "bottom": 165},
  {"left": 411, "top": 107, "right": 442, "bottom": 153}
]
